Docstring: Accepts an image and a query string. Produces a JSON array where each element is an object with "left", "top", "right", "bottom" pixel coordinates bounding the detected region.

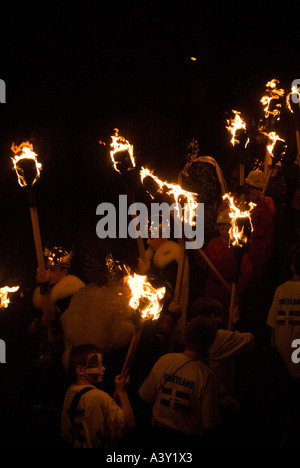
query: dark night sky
[{"left": 0, "top": 2, "right": 299, "bottom": 285}]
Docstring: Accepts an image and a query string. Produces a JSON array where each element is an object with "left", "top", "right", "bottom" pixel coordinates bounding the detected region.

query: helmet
[
  {"left": 245, "top": 170, "right": 266, "bottom": 189},
  {"left": 45, "top": 246, "right": 73, "bottom": 269},
  {"left": 216, "top": 209, "right": 231, "bottom": 225},
  {"left": 105, "top": 254, "right": 131, "bottom": 281}
]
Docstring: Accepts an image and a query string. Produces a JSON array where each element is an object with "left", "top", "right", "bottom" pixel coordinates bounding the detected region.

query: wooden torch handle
[{"left": 27, "top": 188, "right": 45, "bottom": 271}]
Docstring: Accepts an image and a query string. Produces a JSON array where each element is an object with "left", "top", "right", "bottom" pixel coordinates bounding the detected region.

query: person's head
[
  {"left": 216, "top": 209, "right": 231, "bottom": 243},
  {"left": 191, "top": 297, "right": 225, "bottom": 328},
  {"left": 183, "top": 137, "right": 200, "bottom": 162},
  {"left": 245, "top": 170, "right": 265, "bottom": 201},
  {"left": 68, "top": 344, "right": 105, "bottom": 385},
  {"left": 184, "top": 315, "right": 217, "bottom": 357},
  {"left": 45, "top": 246, "right": 72, "bottom": 285},
  {"left": 147, "top": 214, "right": 168, "bottom": 252}
]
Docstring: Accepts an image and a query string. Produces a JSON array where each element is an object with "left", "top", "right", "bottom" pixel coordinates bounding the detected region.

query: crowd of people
[{"left": 1, "top": 135, "right": 300, "bottom": 450}]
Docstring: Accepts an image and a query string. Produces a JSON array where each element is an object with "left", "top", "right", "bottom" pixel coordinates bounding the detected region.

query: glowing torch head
[
  {"left": 110, "top": 128, "right": 135, "bottom": 174},
  {"left": 226, "top": 110, "right": 249, "bottom": 148},
  {"left": 286, "top": 85, "right": 300, "bottom": 114},
  {"left": 262, "top": 131, "right": 286, "bottom": 165},
  {"left": 11, "top": 141, "right": 42, "bottom": 187},
  {"left": 260, "top": 79, "right": 285, "bottom": 121},
  {"left": 125, "top": 273, "right": 166, "bottom": 321},
  {"left": 0, "top": 286, "right": 19, "bottom": 309},
  {"left": 223, "top": 194, "right": 255, "bottom": 252},
  {"left": 140, "top": 167, "right": 198, "bottom": 227}
]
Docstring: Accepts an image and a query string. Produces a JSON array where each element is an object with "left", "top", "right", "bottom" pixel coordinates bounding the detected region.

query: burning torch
[
  {"left": 260, "top": 79, "right": 285, "bottom": 174},
  {"left": 114, "top": 272, "right": 166, "bottom": 398},
  {"left": 0, "top": 286, "right": 19, "bottom": 309},
  {"left": 140, "top": 167, "right": 231, "bottom": 294},
  {"left": 260, "top": 79, "right": 285, "bottom": 126},
  {"left": 140, "top": 166, "right": 197, "bottom": 308},
  {"left": 108, "top": 129, "right": 147, "bottom": 262},
  {"left": 223, "top": 193, "right": 255, "bottom": 330},
  {"left": 286, "top": 84, "right": 300, "bottom": 158},
  {"left": 261, "top": 131, "right": 286, "bottom": 194},
  {"left": 226, "top": 110, "right": 249, "bottom": 188},
  {"left": 11, "top": 142, "right": 45, "bottom": 271}
]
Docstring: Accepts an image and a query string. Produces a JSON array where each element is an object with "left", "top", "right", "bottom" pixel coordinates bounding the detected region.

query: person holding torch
[
  {"left": 25, "top": 247, "right": 85, "bottom": 410},
  {"left": 244, "top": 170, "right": 275, "bottom": 284},
  {"left": 197, "top": 209, "right": 253, "bottom": 321}
]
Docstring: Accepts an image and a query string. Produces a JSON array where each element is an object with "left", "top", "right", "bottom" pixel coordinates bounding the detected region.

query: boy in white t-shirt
[{"left": 61, "top": 344, "right": 135, "bottom": 448}]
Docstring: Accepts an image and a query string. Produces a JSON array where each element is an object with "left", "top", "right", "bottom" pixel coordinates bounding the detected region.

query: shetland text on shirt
[{"left": 163, "top": 373, "right": 195, "bottom": 390}]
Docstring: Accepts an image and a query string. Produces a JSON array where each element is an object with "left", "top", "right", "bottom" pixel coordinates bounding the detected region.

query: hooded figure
[{"left": 178, "top": 138, "right": 228, "bottom": 247}]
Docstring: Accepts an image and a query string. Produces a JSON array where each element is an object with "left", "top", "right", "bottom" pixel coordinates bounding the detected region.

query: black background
[{"left": 0, "top": 2, "right": 299, "bottom": 286}]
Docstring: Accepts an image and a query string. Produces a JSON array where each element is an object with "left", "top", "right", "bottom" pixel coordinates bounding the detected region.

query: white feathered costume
[
  {"left": 59, "top": 240, "right": 189, "bottom": 370},
  {"left": 60, "top": 281, "right": 137, "bottom": 370}
]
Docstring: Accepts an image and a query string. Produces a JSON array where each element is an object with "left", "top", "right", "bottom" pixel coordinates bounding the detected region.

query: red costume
[
  {"left": 202, "top": 236, "right": 252, "bottom": 315},
  {"left": 247, "top": 196, "right": 274, "bottom": 283}
]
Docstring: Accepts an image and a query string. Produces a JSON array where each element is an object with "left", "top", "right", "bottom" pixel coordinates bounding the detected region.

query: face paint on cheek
[{"left": 85, "top": 353, "right": 105, "bottom": 382}]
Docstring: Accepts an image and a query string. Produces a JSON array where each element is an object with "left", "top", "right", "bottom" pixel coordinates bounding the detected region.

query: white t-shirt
[
  {"left": 138, "top": 353, "right": 219, "bottom": 436},
  {"left": 61, "top": 384, "right": 124, "bottom": 448},
  {"left": 267, "top": 279, "right": 300, "bottom": 378},
  {"left": 209, "top": 329, "right": 255, "bottom": 395}
]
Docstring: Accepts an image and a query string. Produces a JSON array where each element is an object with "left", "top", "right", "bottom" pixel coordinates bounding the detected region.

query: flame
[
  {"left": 226, "top": 110, "right": 249, "bottom": 147},
  {"left": 125, "top": 273, "right": 165, "bottom": 320},
  {"left": 266, "top": 131, "right": 285, "bottom": 158},
  {"left": 0, "top": 286, "right": 19, "bottom": 309},
  {"left": 11, "top": 141, "right": 42, "bottom": 187},
  {"left": 261, "top": 131, "right": 285, "bottom": 160},
  {"left": 260, "top": 79, "right": 285, "bottom": 120},
  {"left": 140, "top": 167, "right": 198, "bottom": 226},
  {"left": 286, "top": 85, "right": 300, "bottom": 113},
  {"left": 110, "top": 128, "right": 135, "bottom": 173},
  {"left": 223, "top": 194, "right": 255, "bottom": 248}
]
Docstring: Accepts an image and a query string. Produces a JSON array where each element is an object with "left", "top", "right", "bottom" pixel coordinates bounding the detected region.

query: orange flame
[
  {"left": 110, "top": 128, "right": 135, "bottom": 173},
  {"left": 0, "top": 286, "right": 19, "bottom": 309},
  {"left": 226, "top": 110, "right": 249, "bottom": 147},
  {"left": 261, "top": 131, "right": 285, "bottom": 160},
  {"left": 11, "top": 141, "right": 42, "bottom": 187},
  {"left": 125, "top": 273, "right": 165, "bottom": 320},
  {"left": 140, "top": 167, "right": 198, "bottom": 227},
  {"left": 286, "top": 85, "right": 300, "bottom": 113},
  {"left": 260, "top": 79, "right": 285, "bottom": 120},
  {"left": 223, "top": 194, "right": 255, "bottom": 248}
]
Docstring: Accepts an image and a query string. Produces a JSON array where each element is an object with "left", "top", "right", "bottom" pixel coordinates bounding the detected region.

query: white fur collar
[
  {"left": 32, "top": 274, "right": 85, "bottom": 310},
  {"left": 153, "top": 241, "right": 181, "bottom": 269}
]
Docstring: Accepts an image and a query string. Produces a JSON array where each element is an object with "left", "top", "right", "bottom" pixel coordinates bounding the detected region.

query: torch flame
[
  {"left": 140, "top": 167, "right": 198, "bottom": 227},
  {"left": 260, "top": 79, "right": 285, "bottom": 120},
  {"left": 266, "top": 131, "right": 285, "bottom": 158},
  {"left": 125, "top": 273, "right": 165, "bottom": 320},
  {"left": 110, "top": 128, "right": 135, "bottom": 173},
  {"left": 286, "top": 85, "right": 300, "bottom": 113},
  {"left": 11, "top": 141, "right": 42, "bottom": 187},
  {"left": 223, "top": 194, "right": 255, "bottom": 248},
  {"left": 260, "top": 131, "right": 285, "bottom": 161},
  {"left": 0, "top": 286, "right": 19, "bottom": 309},
  {"left": 226, "top": 110, "right": 249, "bottom": 147}
]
